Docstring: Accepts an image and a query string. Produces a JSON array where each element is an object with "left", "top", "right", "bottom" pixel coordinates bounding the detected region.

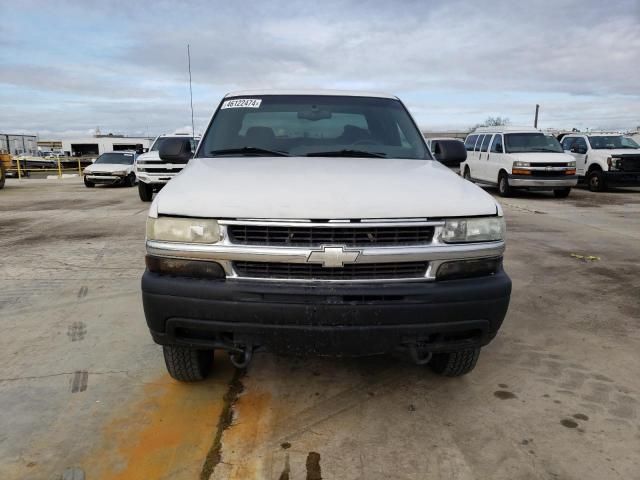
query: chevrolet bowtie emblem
[{"left": 307, "top": 246, "right": 361, "bottom": 268}]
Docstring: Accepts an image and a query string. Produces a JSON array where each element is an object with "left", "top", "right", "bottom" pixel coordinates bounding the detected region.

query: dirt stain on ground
[
  {"left": 494, "top": 390, "right": 518, "bottom": 400},
  {"left": 83, "top": 372, "right": 230, "bottom": 480},
  {"left": 561, "top": 419, "right": 579, "bottom": 429}
]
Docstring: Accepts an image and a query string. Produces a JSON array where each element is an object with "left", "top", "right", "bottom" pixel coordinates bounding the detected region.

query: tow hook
[
  {"left": 408, "top": 344, "right": 433, "bottom": 365},
  {"left": 229, "top": 344, "right": 253, "bottom": 369}
]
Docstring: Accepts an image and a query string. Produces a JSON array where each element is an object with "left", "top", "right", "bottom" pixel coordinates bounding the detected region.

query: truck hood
[
  {"left": 85, "top": 163, "right": 133, "bottom": 173},
  {"left": 511, "top": 152, "right": 574, "bottom": 163},
  {"left": 136, "top": 151, "right": 159, "bottom": 161},
  {"left": 155, "top": 157, "right": 499, "bottom": 219},
  {"left": 590, "top": 148, "right": 640, "bottom": 156}
]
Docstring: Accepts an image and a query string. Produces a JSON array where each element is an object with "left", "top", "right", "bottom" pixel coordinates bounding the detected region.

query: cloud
[{"left": 1, "top": 0, "right": 639, "bottom": 136}]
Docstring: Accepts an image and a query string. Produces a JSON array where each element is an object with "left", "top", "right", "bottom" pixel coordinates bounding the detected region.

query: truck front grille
[
  {"left": 616, "top": 155, "right": 640, "bottom": 172},
  {"left": 233, "top": 261, "right": 429, "bottom": 281},
  {"left": 228, "top": 224, "right": 435, "bottom": 247}
]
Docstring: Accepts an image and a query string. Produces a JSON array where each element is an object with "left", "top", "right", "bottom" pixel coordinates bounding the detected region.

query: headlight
[
  {"left": 146, "top": 217, "right": 220, "bottom": 243},
  {"left": 568, "top": 161, "right": 576, "bottom": 167},
  {"left": 441, "top": 217, "right": 505, "bottom": 243},
  {"left": 513, "top": 161, "right": 530, "bottom": 167},
  {"left": 112, "top": 170, "right": 127, "bottom": 176}
]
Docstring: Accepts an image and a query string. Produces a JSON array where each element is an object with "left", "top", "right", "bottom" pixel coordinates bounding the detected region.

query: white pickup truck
[
  {"left": 558, "top": 133, "right": 640, "bottom": 191},
  {"left": 141, "top": 90, "right": 512, "bottom": 381},
  {"left": 134, "top": 133, "right": 200, "bottom": 202}
]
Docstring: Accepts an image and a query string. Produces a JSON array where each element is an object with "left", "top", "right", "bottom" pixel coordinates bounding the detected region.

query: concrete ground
[{"left": 0, "top": 178, "right": 638, "bottom": 480}]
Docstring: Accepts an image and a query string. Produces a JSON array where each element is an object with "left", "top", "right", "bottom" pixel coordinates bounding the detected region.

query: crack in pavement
[
  {"left": 0, "top": 370, "right": 129, "bottom": 383},
  {"left": 200, "top": 368, "right": 246, "bottom": 480}
]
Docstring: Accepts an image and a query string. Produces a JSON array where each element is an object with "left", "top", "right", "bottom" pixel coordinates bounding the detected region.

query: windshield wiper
[
  {"left": 209, "top": 147, "right": 289, "bottom": 157},
  {"left": 306, "top": 149, "right": 386, "bottom": 158}
]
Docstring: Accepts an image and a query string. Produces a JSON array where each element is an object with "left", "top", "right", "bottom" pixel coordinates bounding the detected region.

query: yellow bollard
[
  {"left": 77, "top": 158, "right": 82, "bottom": 177},
  {"left": 16, "top": 157, "right": 22, "bottom": 180},
  {"left": 57, "top": 156, "right": 62, "bottom": 178}
]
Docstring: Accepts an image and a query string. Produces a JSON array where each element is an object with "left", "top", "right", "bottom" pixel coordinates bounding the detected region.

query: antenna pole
[
  {"left": 534, "top": 104, "right": 540, "bottom": 128},
  {"left": 188, "top": 44, "right": 195, "bottom": 136}
]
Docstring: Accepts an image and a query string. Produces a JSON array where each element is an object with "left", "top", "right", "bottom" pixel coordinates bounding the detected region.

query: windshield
[
  {"left": 197, "top": 95, "right": 431, "bottom": 159},
  {"left": 504, "top": 133, "right": 563, "bottom": 153},
  {"left": 587, "top": 136, "right": 640, "bottom": 150},
  {"left": 151, "top": 137, "right": 199, "bottom": 152},
  {"left": 94, "top": 152, "right": 135, "bottom": 165}
]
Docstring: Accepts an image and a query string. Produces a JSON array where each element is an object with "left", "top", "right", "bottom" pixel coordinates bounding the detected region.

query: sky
[{"left": 1, "top": 0, "right": 639, "bottom": 138}]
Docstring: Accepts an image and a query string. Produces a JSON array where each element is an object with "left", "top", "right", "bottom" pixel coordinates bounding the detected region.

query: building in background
[
  {"left": 61, "top": 134, "right": 153, "bottom": 157},
  {"left": 0, "top": 133, "right": 38, "bottom": 155},
  {"left": 37, "top": 140, "right": 63, "bottom": 152},
  {"left": 422, "top": 130, "right": 469, "bottom": 140}
]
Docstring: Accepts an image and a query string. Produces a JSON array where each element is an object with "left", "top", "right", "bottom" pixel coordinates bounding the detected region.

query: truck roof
[{"left": 224, "top": 89, "right": 398, "bottom": 99}]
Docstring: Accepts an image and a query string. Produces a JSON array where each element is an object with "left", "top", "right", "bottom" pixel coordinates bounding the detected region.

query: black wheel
[
  {"left": 163, "top": 345, "right": 214, "bottom": 382},
  {"left": 463, "top": 166, "right": 471, "bottom": 181},
  {"left": 125, "top": 173, "right": 136, "bottom": 187},
  {"left": 498, "top": 172, "right": 512, "bottom": 197},
  {"left": 0, "top": 166, "right": 5, "bottom": 189},
  {"left": 429, "top": 348, "right": 481, "bottom": 377},
  {"left": 553, "top": 187, "right": 571, "bottom": 198},
  {"left": 587, "top": 169, "right": 606, "bottom": 192},
  {"left": 83, "top": 176, "right": 94, "bottom": 188},
  {"left": 138, "top": 181, "right": 153, "bottom": 201}
]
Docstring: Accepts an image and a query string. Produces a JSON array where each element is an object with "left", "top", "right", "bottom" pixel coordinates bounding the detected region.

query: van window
[
  {"left": 504, "top": 133, "right": 563, "bottom": 153},
  {"left": 480, "top": 134, "right": 492, "bottom": 152},
  {"left": 474, "top": 135, "right": 485, "bottom": 152},
  {"left": 464, "top": 135, "right": 479, "bottom": 152},
  {"left": 490, "top": 134, "right": 503, "bottom": 153}
]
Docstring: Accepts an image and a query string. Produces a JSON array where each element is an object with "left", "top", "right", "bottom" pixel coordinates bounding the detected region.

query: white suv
[
  {"left": 461, "top": 127, "right": 577, "bottom": 197},
  {"left": 559, "top": 133, "right": 640, "bottom": 191},
  {"left": 134, "top": 133, "right": 200, "bottom": 202},
  {"left": 141, "top": 90, "right": 512, "bottom": 381}
]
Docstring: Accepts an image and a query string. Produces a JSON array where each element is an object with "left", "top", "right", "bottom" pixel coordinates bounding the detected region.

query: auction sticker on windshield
[{"left": 221, "top": 98, "right": 262, "bottom": 109}]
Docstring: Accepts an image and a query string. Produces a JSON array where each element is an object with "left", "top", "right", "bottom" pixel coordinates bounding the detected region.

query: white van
[{"left": 461, "top": 127, "right": 577, "bottom": 198}]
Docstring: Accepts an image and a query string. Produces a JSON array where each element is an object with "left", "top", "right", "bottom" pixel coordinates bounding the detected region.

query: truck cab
[
  {"left": 558, "top": 133, "right": 640, "bottom": 191},
  {"left": 141, "top": 90, "right": 512, "bottom": 381},
  {"left": 134, "top": 133, "right": 200, "bottom": 201},
  {"left": 461, "top": 127, "right": 577, "bottom": 197}
]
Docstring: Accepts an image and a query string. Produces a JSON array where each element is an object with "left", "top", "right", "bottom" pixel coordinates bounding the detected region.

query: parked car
[
  {"left": 558, "top": 133, "right": 640, "bottom": 191},
  {"left": 461, "top": 127, "right": 577, "bottom": 197},
  {"left": 141, "top": 90, "right": 512, "bottom": 382},
  {"left": 83, "top": 151, "right": 138, "bottom": 187},
  {"left": 134, "top": 133, "right": 200, "bottom": 202},
  {"left": 426, "top": 138, "right": 466, "bottom": 174}
]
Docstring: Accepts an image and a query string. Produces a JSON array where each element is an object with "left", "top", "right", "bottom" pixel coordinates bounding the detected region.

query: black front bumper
[
  {"left": 142, "top": 270, "right": 511, "bottom": 356},
  {"left": 602, "top": 171, "right": 640, "bottom": 186}
]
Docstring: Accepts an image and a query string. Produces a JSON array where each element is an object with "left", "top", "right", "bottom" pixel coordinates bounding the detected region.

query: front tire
[
  {"left": 498, "top": 172, "right": 512, "bottom": 197},
  {"left": 587, "top": 169, "right": 606, "bottom": 192},
  {"left": 553, "top": 187, "right": 571, "bottom": 198},
  {"left": 84, "top": 176, "right": 94, "bottom": 188},
  {"left": 430, "top": 348, "right": 481, "bottom": 377},
  {"left": 125, "top": 173, "right": 136, "bottom": 187},
  {"left": 138, "top": 181, "right": 153, "bottom": 202},
  {"left": 163, "top": 345, "right": 214, "bottom": 382}
]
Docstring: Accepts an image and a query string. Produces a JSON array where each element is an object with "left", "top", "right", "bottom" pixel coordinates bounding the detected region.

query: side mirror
[
  {"left": 159, "top": 138, "right": 194, "bottom": 163},
  {"left": 570, "top": 145, "right": 586, "bottom": 155},
  {"left": 433, "top": 140, "right": 467, "bottom": 167}
]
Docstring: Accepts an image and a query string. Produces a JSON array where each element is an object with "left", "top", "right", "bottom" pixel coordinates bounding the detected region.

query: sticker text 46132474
[{"left": 221, "top": 98, "right": 262, "bottom": 109}]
